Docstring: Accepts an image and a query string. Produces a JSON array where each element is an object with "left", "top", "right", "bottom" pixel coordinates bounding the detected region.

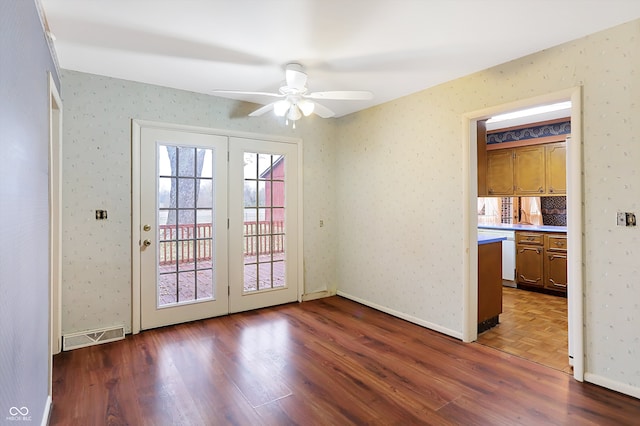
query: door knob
[{"left": 143, "top": 239, "right": 151, "bottom": 247}]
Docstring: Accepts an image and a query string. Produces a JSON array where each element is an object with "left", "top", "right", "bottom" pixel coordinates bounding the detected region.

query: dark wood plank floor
[{"left": 51, "top": 296, "right": 640, "bottom": 425}]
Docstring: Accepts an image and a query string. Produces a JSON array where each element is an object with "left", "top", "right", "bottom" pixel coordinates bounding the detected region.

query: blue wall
[{"left": 0, "top": 0, "right": 59, "bottom": 422}]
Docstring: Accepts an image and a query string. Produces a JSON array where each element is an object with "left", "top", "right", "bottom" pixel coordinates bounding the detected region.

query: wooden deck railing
[{"left": 158, "top": 221, "right": 284, "bottom": 265}]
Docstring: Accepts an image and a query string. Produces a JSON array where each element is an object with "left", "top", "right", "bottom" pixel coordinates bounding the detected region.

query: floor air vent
[{"left": 63, "top": 325, "right": 125, "bottom": 351}]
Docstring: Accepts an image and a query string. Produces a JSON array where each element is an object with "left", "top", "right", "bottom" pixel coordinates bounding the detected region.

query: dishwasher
[{"left": 478, "top": 228, "right": 516, "bottom": 285}]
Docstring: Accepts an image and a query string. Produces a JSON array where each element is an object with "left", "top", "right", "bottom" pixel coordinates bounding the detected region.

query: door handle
[{"left": 143, "top": 239, "right": 151, "bottom": 247}]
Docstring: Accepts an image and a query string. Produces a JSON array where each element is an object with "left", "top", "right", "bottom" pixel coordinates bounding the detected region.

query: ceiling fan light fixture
[
  {"left": 298, "top": 99, "right": 315, "bottom": 116},
  {"left": 287, "top": 104, "right": 302, "bottom": 121},
  {"left": 274, "top": 100, "right": 290, "bottom": 117}
]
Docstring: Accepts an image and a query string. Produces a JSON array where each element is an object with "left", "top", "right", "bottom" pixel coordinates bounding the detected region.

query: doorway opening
[{"left": 464, "top": 88, "right": 584, "bottom": 381}]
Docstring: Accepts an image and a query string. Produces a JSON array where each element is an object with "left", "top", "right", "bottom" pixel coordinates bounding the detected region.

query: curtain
[
  {"left": 519, "top": 197, "right": 543, "bottom": 225},
  {"left": 478, "top": 197, "right": 502, "bottom": 225}
]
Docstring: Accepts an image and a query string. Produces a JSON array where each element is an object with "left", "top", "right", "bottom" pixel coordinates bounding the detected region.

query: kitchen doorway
[{"left": 463, "top": 87, "right": 584, "bottom": 381}]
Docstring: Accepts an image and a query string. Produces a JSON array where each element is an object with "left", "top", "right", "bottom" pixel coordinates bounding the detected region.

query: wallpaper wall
[
  {"left": 60, "top": 70, "right": 338, "bottom": 334},
  {"left": 59, "top": 19, "right": 640, "bottom": 397},
  {"left": 336, "top": 19, "right": 640, "bottom": 392},
  {"left": 0, "top": 0, "right": 59, "bottom": 421}
]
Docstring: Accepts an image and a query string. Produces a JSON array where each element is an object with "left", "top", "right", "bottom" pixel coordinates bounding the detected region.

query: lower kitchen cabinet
[
  {"left": 544, "top": 234, "right": 568, "bottom": 293},
  {"left": 515, "top": 232, "right": 544, "bottom": 288},
  {"left": 516, "top": 231, "right": 567, "bottom": 295}
]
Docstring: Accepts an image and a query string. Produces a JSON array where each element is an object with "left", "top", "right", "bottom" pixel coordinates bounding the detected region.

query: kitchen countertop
[
  {"left": 478, "top": 235, "right": 507, "bottom": 245},
  {"left": 479, "top": 223, "right": 567, "bottom": 233}
]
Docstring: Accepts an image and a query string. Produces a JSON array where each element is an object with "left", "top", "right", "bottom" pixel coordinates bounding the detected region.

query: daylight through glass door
[
  {"left": 243, "top": 152, "right": 286, "bottom": 293},
  {"left": 157, "top": 145, "right": 215, "bottom": 306}
]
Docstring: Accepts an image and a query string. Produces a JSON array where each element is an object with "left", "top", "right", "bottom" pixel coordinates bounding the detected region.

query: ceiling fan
[{"left": 213, "top": 63, "right": 373, "bottom": 126}]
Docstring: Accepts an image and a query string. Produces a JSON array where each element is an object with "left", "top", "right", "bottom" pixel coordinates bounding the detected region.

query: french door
[
  {"left": 137, "top": 126, "right": 299, "bottom": 330},
  {"left": 228, "top": 137, "right": 299, "bottom": 313},
  {"left": 140, "top": 128, "right": 229, "bottom": 329}
]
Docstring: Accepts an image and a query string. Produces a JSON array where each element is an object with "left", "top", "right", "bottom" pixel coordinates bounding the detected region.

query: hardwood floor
[
  {"left": 477, "top": 286, "right": 571, "bottom": 373},
  {"left": 51, "top": 296, "right": 640, "bottom": 425}
]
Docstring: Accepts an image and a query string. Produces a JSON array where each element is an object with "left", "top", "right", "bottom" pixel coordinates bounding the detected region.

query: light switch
[{"left": 96, "top": 210, "right": 108, "bottom": 220}]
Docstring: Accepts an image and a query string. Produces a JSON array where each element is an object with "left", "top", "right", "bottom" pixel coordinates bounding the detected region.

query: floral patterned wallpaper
[
  {"left": 336, "top": 19, "right": 640, "bottom": 393},
  {"left": 60, "top": 70, "right": 338, "bottom": 334}
]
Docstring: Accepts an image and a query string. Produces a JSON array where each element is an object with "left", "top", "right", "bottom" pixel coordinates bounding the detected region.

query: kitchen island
[{"left": 478, "top": 235, "right": 506, "bottom": 333}]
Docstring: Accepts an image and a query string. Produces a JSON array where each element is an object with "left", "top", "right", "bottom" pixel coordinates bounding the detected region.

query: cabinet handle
[
  {"left": 549, "top": 188, "right": 554, "bottom": 193},
  {"left": 519, "top": 247, "right": 541, "bottom": 254},
  {"left": 519, "top": 275, "right": 541, "bottom": 284},
  {"left": 549, "top": 279, "right": 567, "bottom": 288},
  {"left": 554, "top": 241, "right": 564, "bottom": 247},
  {"left": 539, "top": 187, "right": 544, "bottom": 193}
]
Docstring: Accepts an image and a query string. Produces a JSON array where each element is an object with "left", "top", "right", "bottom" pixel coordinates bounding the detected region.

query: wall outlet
[{"left": 617, "top": 212, "right": 626, "bottom": 226}]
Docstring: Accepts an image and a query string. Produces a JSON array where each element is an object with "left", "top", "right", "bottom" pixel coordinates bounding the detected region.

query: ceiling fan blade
[
  {"left": 311, "top": 102, "right": 335, "bottom": 118},
  {"left": 285, "top": 64, "right": 308, "bottom": 90},
  {"left": 212, "top": 89, "right": 284, "bottom": 98},
  {"left": 248, "top": 103, "right": 275, "bottom": 117},
  {"left": 307, "top": 90, "right": 374, "bottom": 100}
]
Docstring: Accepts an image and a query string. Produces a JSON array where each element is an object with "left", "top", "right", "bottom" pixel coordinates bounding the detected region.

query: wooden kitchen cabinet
[
  {"left": 544, "top": 234, "right": 567, "bottom": 293},
  {"left": 516, "top": 231, "right": 567, "bottom": 295},
  {"left": 477, "top": 120, "right": 488, "bottom": 196},
  {"left": 514, "top": 145, "right": 545, "bottom": 195},
  {"left": 545, "top": 142, "right": 567, "bottom": 195},
  {"left": 515, "top": 232, "right": 544, "bottom": 288},
  {"left": 483, "top": 141, "right": 566, "bottom": 196},
  {"left": 486, "top": 149, "right": 514, "bottom": 195}
]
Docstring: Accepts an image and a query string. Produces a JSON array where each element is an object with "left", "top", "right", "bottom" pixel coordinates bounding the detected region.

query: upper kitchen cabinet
[
  {"left": 514, "top": 145, "right": 545, "bottom": 195},
  {"left": 481, "top": 118, "right": 570, "bottom": 197},
  {"left": 484, "top": 142, "right": 566, "bottom": 196},
  {"left": 545, "top": 142, "right": 567, "bottom": 195},
  {"left": 477, "top": 120, "right": 488, "bottom": 196},
  {"left": 486, "top": 149, "right": 514, "bottom": 195}
]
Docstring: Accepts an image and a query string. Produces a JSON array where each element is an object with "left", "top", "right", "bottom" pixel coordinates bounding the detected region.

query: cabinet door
[
  {"left": 514, "top": 145, "right": 545, "bottom": 195},
  {"left": 477, "top": 120, "right": 488, "bottom": 196},
  {"left": 545, "top": 142, "right": 566, "bottom": 195},
  {"left": 544, "top": 251, "right": 567, "bottom": 292},
  {"left": 516, "top": 244, "right": 544, "bottom": 287},
  {"left": 486, "top": 150, "right": 514, "bottom": 195}
]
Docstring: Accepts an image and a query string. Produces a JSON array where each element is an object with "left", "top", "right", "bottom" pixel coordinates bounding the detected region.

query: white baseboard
[
  {"left": 337, "top": 291, "right": 463, "bottom": 340},
  {"left": 584, "top": 373, "right": 640, "bottom": 400},
  {"left": 302, "top": 290, "right": 334, "bottom": 301},
  {"left": 41, "top": 395, "right": 52, "bottom": 426}
]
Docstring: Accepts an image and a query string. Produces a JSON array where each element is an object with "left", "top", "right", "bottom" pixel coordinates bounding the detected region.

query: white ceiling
[{"left": 42, "top": 0, "right": 640, "bottom": 118}]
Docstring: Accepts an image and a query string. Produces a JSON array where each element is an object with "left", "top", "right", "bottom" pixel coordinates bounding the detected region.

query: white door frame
[
  {"left": 131, "top": 120, "right": 304, "bottom": 334},
  {"left": 48, "top": 72, "right": 63, "bottom": 399},
  {"left": 462, "top": 87, "right": 584, "bottom": 381}
]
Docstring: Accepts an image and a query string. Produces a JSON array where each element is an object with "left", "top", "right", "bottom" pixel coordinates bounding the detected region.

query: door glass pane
[
  {"left": 178, "top": 147, "right": 195, "bottom": 176},
  {"left": 259, "top": 181, "right": 270, "bottom": 207},
  {"left": 178, "top": 178, "right": 196, "bottom": 208},
  {"left": 244, "top": 181, "right": 257, "bottom": 207},
  {"left": 272, "top": 181, "right": 285, "bottom": 207},
  {"left": 197, "top": 179, "right": 212, "bottom": 208},
  {"left": 242, "top": 151, "right": 286, "bottom": 294},
  {"left": 158, "top": 144, "right": 215, "bottom": 307}
]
